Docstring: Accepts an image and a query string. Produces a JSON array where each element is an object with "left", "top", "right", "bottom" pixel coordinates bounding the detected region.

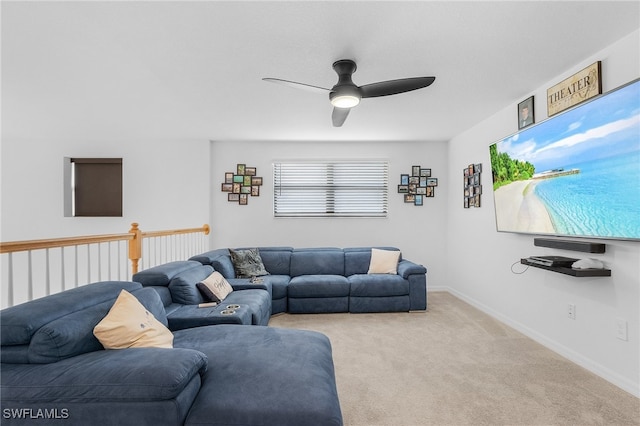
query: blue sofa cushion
[
  {"left": 238, "top": 246, "right": 293, "bottom": 275},
  {"left": 1, "top": 347, "right": 207, "bottom": 402},
  {"left": 132, "top": 261, "right": 202, "bottom": 286},
  {"left": 290, "top": 248, "right": 345, "bottom": 277},
  {"left": 168, "top": 265, "right": 214, "bottom": 305},
  {"left": 229, "top": 248, "right": 270, "bottom": 278},
  {"left": 27, "top": 287, "right": 168, "bottom": 364},
  {"left": 288, "top": 275, "right": 350, "bottom": 298},
  {"left": 174, "top": 325, "right": 343, "bottom": 426},
  {"left": 348, "top": 274, "right": 409, "bottom": 297},
  {"left": 344, "top": 247, "right": 402, "bottom": 276},
  {"left": 0, "top": 281, "right": 141, "bottom": 346}
]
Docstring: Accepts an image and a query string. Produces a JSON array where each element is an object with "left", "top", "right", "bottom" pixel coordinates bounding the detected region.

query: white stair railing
[{"left": 1, "top": 223, "right": 210, "bottom": 308}]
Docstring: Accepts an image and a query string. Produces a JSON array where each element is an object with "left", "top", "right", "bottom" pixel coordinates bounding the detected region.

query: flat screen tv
[{"left": 489, "top": 78, "right": 640, "bottom": 241}]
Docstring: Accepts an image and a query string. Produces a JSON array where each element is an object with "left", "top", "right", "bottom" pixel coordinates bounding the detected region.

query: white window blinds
[{"left": 273, "top": 161, "right": 388, "bottom": 217}]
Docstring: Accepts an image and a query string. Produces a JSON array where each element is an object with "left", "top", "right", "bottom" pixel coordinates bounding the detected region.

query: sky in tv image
[{"left": 491, "top": 79, "right": 640, "bottom": 240}]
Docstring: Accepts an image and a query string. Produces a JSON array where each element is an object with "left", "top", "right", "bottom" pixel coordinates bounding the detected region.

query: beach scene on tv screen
[{"left": 490, "top": 80, "right": 640, "bottom": 240}]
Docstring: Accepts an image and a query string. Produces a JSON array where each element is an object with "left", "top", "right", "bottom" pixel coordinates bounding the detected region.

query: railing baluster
[
  {"left": 61, "top": 247, "right": 66, "bottom": 291},
  {"left": 45, "top": 248, "right": 51, "bottom": 296},
  {"left": 8, "top": 252, "right": 14, "bottom": 307},
  {"left": 27, "top": 251, "right": 33, "bottom": 301},
  {"left": 74, "top": 245, "right": 79, "bottom": 288}
]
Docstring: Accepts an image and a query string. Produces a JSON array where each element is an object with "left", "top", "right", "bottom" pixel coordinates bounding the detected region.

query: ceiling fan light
[{"left": 330, "top": 94, "right": 360, "bottom": 108}]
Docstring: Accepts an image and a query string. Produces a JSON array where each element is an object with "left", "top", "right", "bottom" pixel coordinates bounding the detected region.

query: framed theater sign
[{"left": 547, "top": 61, "right": 601, "bottom": 116}]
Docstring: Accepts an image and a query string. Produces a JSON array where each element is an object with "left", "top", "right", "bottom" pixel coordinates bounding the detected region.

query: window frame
[{"left": 273, "top": 160, "right": 389, "bottom": 218}]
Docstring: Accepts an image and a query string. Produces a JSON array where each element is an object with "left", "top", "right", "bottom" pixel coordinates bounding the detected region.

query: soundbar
[{"left": 534, "top": 238, "right": 606, "bottom": 253}]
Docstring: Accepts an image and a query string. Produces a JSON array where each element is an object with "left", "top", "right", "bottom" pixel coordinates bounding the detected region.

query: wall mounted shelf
[{"left": 520, "top": 258, "right": 611, "bottom": 277}]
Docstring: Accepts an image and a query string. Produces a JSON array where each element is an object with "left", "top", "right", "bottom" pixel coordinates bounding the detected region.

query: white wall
[
  {"left": 1, "top": 138, "right": 211, "bottom": 240},
  {"left": 446, "top": 30, "right": 640, "bottom": 396},
  {"left": 210, "top": 140, "right": 448, "bottom": 288}
]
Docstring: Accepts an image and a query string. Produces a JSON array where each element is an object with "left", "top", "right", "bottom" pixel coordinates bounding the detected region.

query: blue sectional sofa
[
  {"left": 131, "top": 260, "right": 272, "bottom": 328},
  {"left": 190, "top": 246, "right": 428, "bottom": 315},
  {"left": 0, "top": 281, "right": 342, "bottom": 426}
]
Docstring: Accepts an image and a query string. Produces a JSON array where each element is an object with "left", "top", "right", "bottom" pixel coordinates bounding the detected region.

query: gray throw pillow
[{"left": 229, "top": 248, "right": 270, "bottom": 278}]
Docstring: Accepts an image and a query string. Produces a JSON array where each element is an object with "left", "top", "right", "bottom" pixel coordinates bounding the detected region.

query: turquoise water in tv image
[{"left": 534, "top": 152, "right": 640, "bottom": 238}]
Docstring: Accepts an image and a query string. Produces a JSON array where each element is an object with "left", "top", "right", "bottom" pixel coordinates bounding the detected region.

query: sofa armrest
[{"left": 397, "top": 260, "right": 427, "bottom": 279}]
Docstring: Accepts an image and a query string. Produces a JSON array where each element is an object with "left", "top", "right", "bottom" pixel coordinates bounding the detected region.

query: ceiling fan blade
[
  {"left": 332, "top": 107, "right": 350, "bottom": 127},
  {"left": 262, "top": 78, "right": 331, "bottom": 94},
  {"left": 359, "top": 76, "right": 435, "bottom": 98}
]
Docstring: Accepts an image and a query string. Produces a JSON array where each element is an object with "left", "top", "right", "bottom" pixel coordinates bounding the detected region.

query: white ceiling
[{"left": 2, "top": 1, "right": 639, "bottom": 143}]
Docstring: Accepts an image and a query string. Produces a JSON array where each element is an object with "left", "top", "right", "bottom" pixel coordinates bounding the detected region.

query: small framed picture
[
  {"left": 404, "top": 194, "right": 415, "bottom": 203},
  {"left": 240, "top": 186, "right": 251, "bottom": 194},
  {"left": 228, "top": 193, "right": 240, "bottom": 202},
  {"left": 518, "top": 96, "right": 535, "bottom": 130},
  {"left": 232, "top": 183, "right": 241, "bottom": 193},
  {"left": 251, "top": 177, "right": 263, "bottom": 186},
  {"left": 426, "top": 187, "right": 434, "bottom": 197},
  {"left": 412, "top": 166, "right": 421, "bottom": 177},
  {"left": 420, "top": 168, "right": 431, "bottom": 177},
  {"left": 221, "top": 183, "right": 233, "bottom": 192},
  {"left": 400, "top": 174, "right": 409, "bottom": 185},
  {"left": 414, "top": 195, "right": 423, "bottom": 206},
  {"left": 397, "top": 185, "right": 409, "bottom": 193},
  {"left": 426, "top": 178, "right": 438, "bottom": 187},
  {"left": 233, "top": 175, "right": 243, "bottom": 183},
  {"left": 251, "top": 186, "right": 260, "bottom": 196},
  {"left": 416, "top": 187, "right": 427, "bottom": 195},
  {"left": 245, "top": 167, "right": 256, "bottom": 176},
  {"left": 225, "top": 172, "right": 234, "bottom": 184},
  {"left": 237, "top": 164, "right": 246, "bottom": 175},
  {"left": 243, "top": 175, "right": 252, "bottom": 186},
  {"left": 239, "top": 194, "right": 248, "bottom": 205}
]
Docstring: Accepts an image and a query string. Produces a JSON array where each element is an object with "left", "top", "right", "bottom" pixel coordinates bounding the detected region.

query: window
[
  {"left": 273, "top": 161, "right": 388, "bottom": 217},
  {"left": 64, "top": 158, "right": 123, "bottom": 217}
]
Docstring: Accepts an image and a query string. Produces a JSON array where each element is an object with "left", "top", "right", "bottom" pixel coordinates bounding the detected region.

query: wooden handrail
[
  {"left": 141, "top": 224, "right": 210, "bottom": 238},
  {"left": 0, "top": 233, "right": 134, "bottom": 254}
]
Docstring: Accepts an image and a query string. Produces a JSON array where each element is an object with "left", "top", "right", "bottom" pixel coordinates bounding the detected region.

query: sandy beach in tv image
[{"left": 491, "top": 80, "right": 640, "bottom": 239}]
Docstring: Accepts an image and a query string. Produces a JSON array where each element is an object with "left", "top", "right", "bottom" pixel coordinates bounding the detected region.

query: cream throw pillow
[
  {"left": 93, "top": 289, "right": 173, "bottom": 349},
  {"left": 367, "top": 248, "right": 401, "bottom": 274},
  {"left": 198, "top": 271, "right": 234, "bottom": 302}
]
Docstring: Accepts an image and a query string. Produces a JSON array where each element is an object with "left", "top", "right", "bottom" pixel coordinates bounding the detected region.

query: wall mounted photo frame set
[
  {"left": 464, "top": 163, "right": 482, "bottom": 208},
  {"left": 398, "top": 165, "right": 437, "bottom": 206},
  {"left": 221, "top": 163, "right": 263, "bottom": 205}
]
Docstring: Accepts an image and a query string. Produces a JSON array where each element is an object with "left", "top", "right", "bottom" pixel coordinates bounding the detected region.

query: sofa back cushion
[
  {"left": 344, "top": 247, "right": 402, "bottom": 276},
  {"left": 0, "top": 281, "right": 141, "bottom": 347},
  {"left": 290, "top": 248, "right": 345, "bottom": 277},
  {"left": 132, "top": 260, "right": 202, "bottom": 287},
  {"left": 250, "top": 247, "right": 293, "bottom": 275},
  {"left": 27, "top": 287, "right": 166, "bottom": 364},
  {"left": 168, "top": 265, "right": 214, "bottom": 305}
]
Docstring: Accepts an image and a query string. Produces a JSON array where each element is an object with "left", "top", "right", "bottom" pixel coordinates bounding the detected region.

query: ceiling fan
[{"left": 263, "top": 59, "right": 436, "bottom": 127}]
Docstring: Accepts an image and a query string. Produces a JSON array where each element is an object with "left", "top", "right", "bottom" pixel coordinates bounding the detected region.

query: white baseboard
[{"left": 436, "top": 286, "right": 639, "bottom": 398}]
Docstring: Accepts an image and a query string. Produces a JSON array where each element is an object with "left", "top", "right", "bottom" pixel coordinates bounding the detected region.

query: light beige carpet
[{"left": 269, "top": 292, "right": 639, "bottom": 426}]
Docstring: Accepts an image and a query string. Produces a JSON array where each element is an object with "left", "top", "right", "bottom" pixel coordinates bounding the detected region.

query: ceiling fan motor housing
[{"left": 330, "top": 60, "right": 361, "bottom": 108}]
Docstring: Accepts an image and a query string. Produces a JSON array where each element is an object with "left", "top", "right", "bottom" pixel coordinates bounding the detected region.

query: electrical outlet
[
  {"left": 616, "top": 318, "right": 628, "bottom": 341},
  {"left": 568, "top": 304, "right": 576, "bottom": 320}
]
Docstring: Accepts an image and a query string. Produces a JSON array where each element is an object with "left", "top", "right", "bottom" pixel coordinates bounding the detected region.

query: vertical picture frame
[{"left": 518, "top": 96, "right": 535, "bottom": 130}]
